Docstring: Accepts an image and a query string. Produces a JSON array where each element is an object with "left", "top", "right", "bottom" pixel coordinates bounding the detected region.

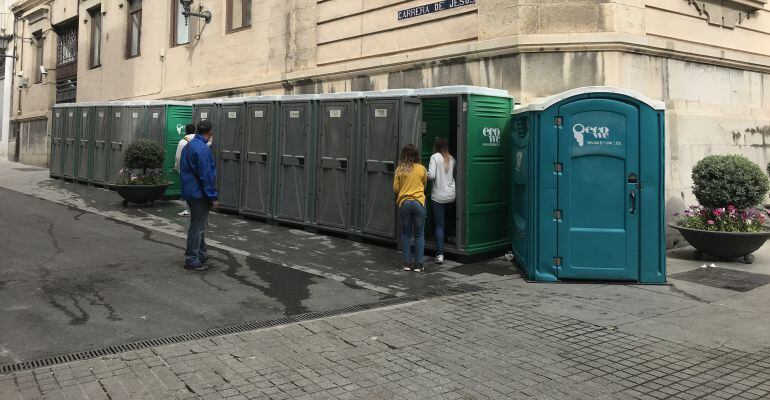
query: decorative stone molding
[{"left": 685, "top": 0, "right": 762, "bottom": 28}]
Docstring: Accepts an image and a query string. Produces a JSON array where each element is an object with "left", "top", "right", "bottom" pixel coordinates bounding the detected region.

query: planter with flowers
[
  {"left": 670, "top": 155, "right": 770, "bottom": 264},
  {"left": 112, "top": 139, "right": 171, "bottom": 207}
]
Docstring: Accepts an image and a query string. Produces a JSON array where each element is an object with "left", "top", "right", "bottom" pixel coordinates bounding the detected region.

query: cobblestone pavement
[{"left": 2, "top": 281, "right": 769, "bottom": 400}]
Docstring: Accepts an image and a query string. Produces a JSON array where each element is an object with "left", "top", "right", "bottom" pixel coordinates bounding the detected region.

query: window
[
  {"left": 89, "top": 7, "right": 102, "bottom": 67},
  {"left": 34, "top": 32, "right": 44, "bottom": 83},
  {"left": 227, "top": 0, "right": 251, "bottom": 32},
  {"left": 56, "top": 77, "right": 77, "bottom": 103},
  {"left": 126, "top": 0, "right": 142, "bottom": 58},
  {"left": 0, "top": 58, "right": 5, "bottom": 80},
  {"left": 172, "top": 0, "right": 190, "bottom": 46},
  {"left": 56, "top": 23, "right": 78, "bottom": 67}
]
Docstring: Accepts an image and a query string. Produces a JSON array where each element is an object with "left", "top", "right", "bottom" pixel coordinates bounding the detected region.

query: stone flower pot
[
  {"left": 669, "top": 224, "right": 770, "bottom": 264},
  {"left": 113, "top": 183, "right": 172, "bottom": 207}
]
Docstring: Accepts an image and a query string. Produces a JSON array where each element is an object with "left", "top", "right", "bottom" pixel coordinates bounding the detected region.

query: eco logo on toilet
[
  {"left": 482, "top": 127, "right": 501, "bottom": 147},
  {"left": 572, "top": 123, "right": 620, "bottom": 147}
]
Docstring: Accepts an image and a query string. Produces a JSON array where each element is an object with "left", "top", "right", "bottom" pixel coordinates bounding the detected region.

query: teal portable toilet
[{"left": 511, "top": 87, "right": 666, "bottom": 283}]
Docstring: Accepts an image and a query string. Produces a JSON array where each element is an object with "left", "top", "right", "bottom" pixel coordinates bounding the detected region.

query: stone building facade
[{"left": 5, "top": 0, "right": 770, "bottom": 231}]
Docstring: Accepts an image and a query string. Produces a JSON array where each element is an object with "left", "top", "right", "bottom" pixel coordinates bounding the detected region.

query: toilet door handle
[{"left": 629, "top": 190, "right": 636, "bottom": 214}]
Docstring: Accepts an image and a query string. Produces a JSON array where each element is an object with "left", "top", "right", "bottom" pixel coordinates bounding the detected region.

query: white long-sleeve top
[{"left": 427, "top": 153, "right": 456, "bottom": 204}]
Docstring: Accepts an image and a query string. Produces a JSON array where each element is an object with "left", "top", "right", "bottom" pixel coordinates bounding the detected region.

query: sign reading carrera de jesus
[{"left": 397, "top": 0, "right": 476, "bottom": 21}]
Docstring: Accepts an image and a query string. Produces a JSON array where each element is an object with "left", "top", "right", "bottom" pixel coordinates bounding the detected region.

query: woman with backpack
[
  {"left": 393, "top": 144, "right": 428, "bottom": 272},
  {"left": 427, "top": 138, "right": 455, "bottom": 264}
]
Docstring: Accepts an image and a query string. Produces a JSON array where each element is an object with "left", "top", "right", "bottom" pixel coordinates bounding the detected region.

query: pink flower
[
  {"left": 707, "top": 220, "right": 715, "bottom": 225},
  {"left": 714, "top": 208, "right": 725, "bottom": 217}
]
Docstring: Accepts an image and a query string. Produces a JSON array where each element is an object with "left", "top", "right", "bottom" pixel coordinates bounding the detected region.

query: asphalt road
[{"left": 0, "top": 187, "right": 390, "bottom": 365}]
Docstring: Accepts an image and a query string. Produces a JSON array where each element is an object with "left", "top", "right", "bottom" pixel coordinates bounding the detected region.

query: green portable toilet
[
  {"left": 357, "top": 89, "right": 422, "bottom": 243},
  {"left": 61, "top": 105, "right": 79, "bottom": 180},
  {"left": 144, "top": 101, "right": 193, "bottom": 198},
  {"left": 50, "top": 104, "right": 66, "bottom": 178},
  {"left": 242, "top": 95, "right": 281, "bottom": 219},
  {"left": 275, "top": 94, "right": 319, "bottom": 226},
  {"left": 415, "top": 86, "right": 513, "bottom": 257},
  {"left": 91, "top": 103, "right": 111, "bottom": 186},
  {"left": 511, "top": 87, "right": 666, "bottom": 283},
  {"left": 76, "top": 103, "right": 96, "bottom": 183},
  {"left": 314, "top": 92, "right": 363, "bottom": 235}
]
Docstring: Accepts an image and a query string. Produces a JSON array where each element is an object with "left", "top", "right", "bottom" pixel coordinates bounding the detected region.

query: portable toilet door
[
  {"left": 91, "top": 104, "right": 111, "bottom": 185},
  {"left": 145, "top": 101, "right": 193, "bottom": 198},
  {"left": 275, "top": 94, "right": 318, "bottom": 225},
  {"left": 50, "top": 105, "right": 66, "bottom": 178},
  {"left": 213, "top": 98, "right": 246, "bottom": 212},
  {"left": 76, "top": 104, "right": 95, "bottom": 183},
  {"left": 192, "top": 99, "right": 221, "bottom": 126},
  {"left": 242, "top": 96, "right": 280, "bottom": 219},
  {"left": 358, "top": 89, "right": 422, "bottom": 242},
  {"left": 314, "top": 92, "right": 362, "bottom": 234},
  {"left": 513, "top": 87, "right": 666, "bottom": 283},
  {"left": 108, "top": 102, "right": 132, "bottom": 185},
  {"left": 414, "top": 86, "right": 513, "bottom": 257},
  {"left": 62, "top": 105, "right": 79, "bottom": 180}
]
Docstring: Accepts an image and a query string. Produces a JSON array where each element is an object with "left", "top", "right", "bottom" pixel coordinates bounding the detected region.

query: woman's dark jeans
[{"left": 398, "top": 200, "right": 426, "bottom": 264}]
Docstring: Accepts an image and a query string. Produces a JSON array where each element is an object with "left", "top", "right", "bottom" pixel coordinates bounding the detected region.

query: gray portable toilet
[
  {"left": 313, "top": 92, "right": 363, "bottom": 234},
  {"left": 76, "top": 103, "right": 96, "bottom": 183},
  {"left": 357, "top": 89, "right": 422, "bottom": 242},
  {"left": 50, "top": 104, "right": 67, "bottom": 178},
  {"left": 107, "top": 102, "right": 145, "bottom": 185},
  {"left": 91, "top": 103, "right": 111, "bottom": 186},
  {"left": 512, "top": 87, "right": 666, "bottom": 283},
  {"left": 192, "top": 99, "right": 221, "bottom": 125},
  {"left": 275, "top": 94, "right": 318, "bottom": 225},
  {"left": 242, "top": 95, "right": 281, "bottom": 219},
  {"left": 61, "top": 104, "right": 79, "bottom": 180},
  {"left": 215, "top": 98, "right": 246, "bottom": 212}
]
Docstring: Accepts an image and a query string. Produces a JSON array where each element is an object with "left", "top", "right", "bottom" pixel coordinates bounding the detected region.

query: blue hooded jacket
[{"left": 180, "top": 135, "right": 218, "bottom": 201}]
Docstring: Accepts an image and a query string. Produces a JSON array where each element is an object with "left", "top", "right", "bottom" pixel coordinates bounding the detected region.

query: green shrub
[
  {"left": 116, "top": 139, "right": 166, "bottom": 185},
  {"left": 692, "top": 155, "right": 769, "bottom": 209},
  {"left": 124, "top": 139, "right": 164, "bottom": 171}
]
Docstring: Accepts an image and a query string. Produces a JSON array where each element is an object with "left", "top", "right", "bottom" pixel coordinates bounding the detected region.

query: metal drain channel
[{"left": 0, "top": 284, "right": 482, "bottom": 375}]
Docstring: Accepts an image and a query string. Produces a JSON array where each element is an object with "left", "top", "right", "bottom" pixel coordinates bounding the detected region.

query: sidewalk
[{"left": 1, "top": 160, "right": 770, "bottom": 399}]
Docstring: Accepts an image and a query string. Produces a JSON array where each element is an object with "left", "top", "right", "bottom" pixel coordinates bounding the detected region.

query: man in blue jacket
[{"left": 180, "top": 120, "right": 219, "bottom": 271}]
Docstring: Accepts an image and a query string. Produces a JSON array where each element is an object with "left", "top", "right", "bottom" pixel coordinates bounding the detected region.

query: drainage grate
[
  {"left": 669, "top": 267, "right": 770, "bottom": 292},
  {"left": 0, "top": 284, "right": 482, "bottom": 375},
  {"left": 14, "top": 167, "right": 46, "bottom": 172}
]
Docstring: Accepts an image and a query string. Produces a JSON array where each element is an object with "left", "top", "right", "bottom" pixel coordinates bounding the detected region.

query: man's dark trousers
[{"left": 185, "top": 198, "right": 210, "bottom": 266}]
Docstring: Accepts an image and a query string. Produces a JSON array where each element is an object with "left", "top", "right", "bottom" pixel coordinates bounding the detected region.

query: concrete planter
[
  {"left": 114, "top": 183, "right": 172, "bottom": 207},
  {"left": 669, "top": 224, "right": 770, "bottom": 264}
]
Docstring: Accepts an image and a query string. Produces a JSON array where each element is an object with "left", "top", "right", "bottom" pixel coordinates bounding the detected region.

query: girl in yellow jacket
[{"left": 393, "top": 144, "right": 428, "bottom": 272}]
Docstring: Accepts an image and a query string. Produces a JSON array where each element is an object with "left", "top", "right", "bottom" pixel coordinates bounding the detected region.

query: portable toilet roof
[
  {"left": 243, "top": 95, "right": 283, "bottom": 102},
  {"left": 362, "top": 89, "right": 416, "bottom": 98},
  {"left": 191, "top": 98, "right": 223, "bottom": 105},
  {"left": 319, "top": 91, "right": 364, "bottom": 100},
  {"left": 220, "top": 97, "right": 248, "bottom": 105},
  {"left": 141, "top": 100, "right": 192, "bottom": 107},
  {"left": 282, "top": 94, "right": 320, "bottom": 101},
  {"left": 415, "top": 85, "right": 511, "bottom": 98},
  {"left": 514, "top": 86, "right": 666, "bottom": 113}
]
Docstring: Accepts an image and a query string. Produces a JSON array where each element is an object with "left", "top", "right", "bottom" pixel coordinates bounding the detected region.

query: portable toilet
[
  {"left": 144, "top": 101, "right": 193, "bottom": 198},
  {"left": 91, "top": 103, "right": 111, "bottom": 186},
  {"left": 414, "top": 86, "right": 513, "bottom": 257},
  {"left": 275, "top": 94, "right": 318, "bottom": 226},
  {"left": 241, "top": 95, "right": 281, "bottom": 219},
  {"left": 61, "top": 104, "right": 79, "bottom": 180},
  {"left": 511, "top": 87, "right": 666, "bottom": 283},
  {"left": 50, "top": 104, "right": 67, "bottom": 178},
  {"left": 357, "top": 89, "right": 422, "bottom": 243},
  {"left": 314, "top": 92, "right": 363, "bottom": 235},
  {"left": 107, "top": 102, "right": 145, "bottom": 185},
  {"left": 76, "top": 103, "right": 96, "bottom": 183},
  {"left": 215, "top": 98, "right": 246, "bottom": 212}
]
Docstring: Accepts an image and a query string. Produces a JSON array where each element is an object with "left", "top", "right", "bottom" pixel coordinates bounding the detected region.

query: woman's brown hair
[
  {"left": 433, "top": 137, "right": 453, "bottom": 172},
  {"left": 397, "top": 144, "right": 420, "bottom": 174}
]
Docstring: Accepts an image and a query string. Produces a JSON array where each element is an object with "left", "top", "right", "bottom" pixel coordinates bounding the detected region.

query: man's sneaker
[
  {"left": 435, "top": 254, "right": 444, "bottom": 264},
  {"left": 178, "top": 209, "right": 190, "bottom": 217},
  {"left": 403, "top": 263, "right": 412, "bottom": 271},
  {"left": 184, "top": 264, "right": 209, "bottom": 272},
  {"left": 413, "top": 263, "right": 424, "bottom": 272}
]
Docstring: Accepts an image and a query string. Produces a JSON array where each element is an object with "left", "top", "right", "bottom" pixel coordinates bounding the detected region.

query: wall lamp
[{"left": 180, "top": 0, "right": 212, "bottom": 26}]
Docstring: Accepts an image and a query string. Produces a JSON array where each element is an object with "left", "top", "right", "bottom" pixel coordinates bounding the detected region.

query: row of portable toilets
[{"left": 49, "top": 86, "right": 667, "bottom": 283}]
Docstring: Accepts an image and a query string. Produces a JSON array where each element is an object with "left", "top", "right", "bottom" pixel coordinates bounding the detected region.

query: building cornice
[
  {"left": 10, "top": 0, "right": 49, "bottom": 15},
  {"left": 150, "top": 32, "right": 770, "bottom": 101}
]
